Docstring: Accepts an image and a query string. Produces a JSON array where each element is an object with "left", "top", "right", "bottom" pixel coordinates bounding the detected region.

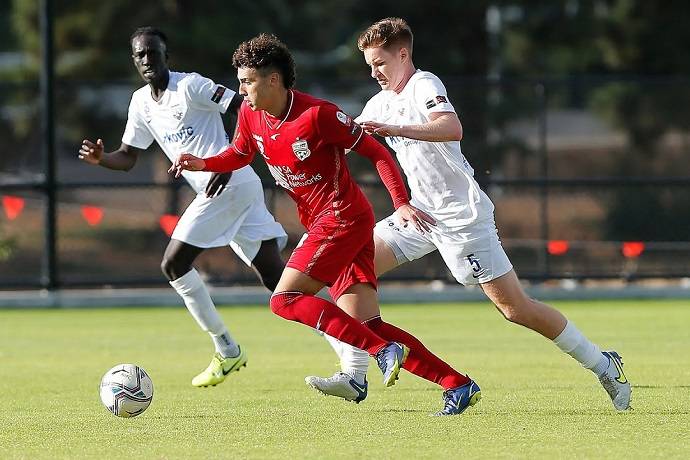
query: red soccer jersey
[{"left": 227, "top": 90, "right": 399, "bottom": 228}]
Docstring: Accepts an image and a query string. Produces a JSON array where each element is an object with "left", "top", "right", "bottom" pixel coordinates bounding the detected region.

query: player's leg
[
  {"left": 457, "top": 223, "right": 630, "bottom": 410},
  {"left": 270, "top": 268, "right": 407, "bottom": 387},
  {"left": 166, "top": 182, "right": 275, "bottom": 387},
  {"left": 162, "top": 239, "right": 247, "bottom": 387},
  {"left": 481, "top": 270, "right": 631, "bottom": 410},
  {"left": 317, "top": 233, "right": 399, "bottom": 377},
  {"left": 226, "top": 180, "right": 288, "bottom": 292},
  {"left": 250, "top": 238, "right": 285, "bottom": 291},
  {"left": 318, "top": 217, "right": 433, "bottom": 382},
  {"left": 308, "top": 238, "right": 480, "bottom": 415},
  {"left": 335, "top": 282, "right": 479, "bottom": 415}
]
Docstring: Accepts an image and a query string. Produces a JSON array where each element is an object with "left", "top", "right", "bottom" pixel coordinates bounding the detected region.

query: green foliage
[{"left": 0, "top": 233, "right": 16, "bottom": 261}]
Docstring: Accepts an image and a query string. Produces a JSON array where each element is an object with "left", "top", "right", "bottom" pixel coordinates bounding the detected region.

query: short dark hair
[
  {"left": 357, "top": 17, "right": 413, "bottom": 54},
  {"left": 130, "top": 26, "right": 168, "bottom": 48},
  {"left": 232, "top": 34, "right": 296, "bottom": 89}
]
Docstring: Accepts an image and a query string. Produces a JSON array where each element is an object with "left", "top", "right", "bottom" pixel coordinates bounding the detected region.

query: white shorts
[
  {"left": 374, "top": 215, "right": 513, "bottom": 285},
  {"left": 172, "top": 180, "right": 287, "bottom": 266}
]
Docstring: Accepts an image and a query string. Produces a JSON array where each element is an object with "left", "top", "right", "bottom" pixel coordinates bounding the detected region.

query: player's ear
[{"left": 270, "top": 71, "right": 281, "bottom": 87}]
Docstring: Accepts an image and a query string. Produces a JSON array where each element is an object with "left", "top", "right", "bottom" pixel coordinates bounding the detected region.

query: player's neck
[
  {"left": 148, "top": 70, "right": 170, "bottom": 101},
  {"left": 393, "top": 65, "right": 416, "bottom": 94},
  {"left": 265, "top": 89, "right": 291, "bottom": 119}
]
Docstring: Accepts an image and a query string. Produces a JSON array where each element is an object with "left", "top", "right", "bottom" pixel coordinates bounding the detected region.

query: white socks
[
  {"left": 553, "top": 320, "right": 609, "bottom": 376},
  {"left": 169, "top": 268, "right": 239, "bottom": 358},
  {"left": 323, "top": 334, "right": 369, "bottom": 381},
  {"left": 323, "top": 318, "right": 610, "bottom": 380}
]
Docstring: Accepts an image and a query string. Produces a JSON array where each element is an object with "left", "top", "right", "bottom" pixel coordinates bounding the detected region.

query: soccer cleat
[
  {"left": 305, "top": 372, "right": 368, "bottom": 403},
  {"left": 598, "top": 350, "right": 631, "bottom": 411},
  {"left": 191, "top": 347, "right": 247, "bottom": 387},
  {"left": 434, "top": 380, "right": 482, "bottom": 416},
  {"left": 375, "top": 342, "right": 409, "bottom": 387}
]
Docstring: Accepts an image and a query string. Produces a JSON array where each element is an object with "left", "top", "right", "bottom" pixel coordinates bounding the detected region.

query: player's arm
[
  {"left": 204, "top": 92, "right": 246, "bottom": 196},
  {"left": 353, "top": 135, "right": 435, "bottom": 232},
  {"left": 78, "top": 139, "right": 141, "bottom": 171},
  {"left": 170, "top": 103, "right": 257, "bottom": 177},
  {"left": 169, "top": 145, "right": 255, "bottom": 177},
  {"left": 360, "top": 111, "right": 462, "bottom": 142}
]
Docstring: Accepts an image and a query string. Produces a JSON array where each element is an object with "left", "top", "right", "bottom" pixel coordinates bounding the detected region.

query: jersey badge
[
  {"left": 425, "top": 95, "right": 448, "bottom": 109},
  {"left": 291, "top": 139, "right": 311, "bottom": 161},
  {"left": 171, "top": 104, "right": 184, "bottom": 120},
  {"left": 211, "top": 86, "right": 226, "bottom": 103},
  {"left": 336, "top": 111, "right": 352, "bottom": 126},
  {"left": 143, "top": 103, "right": 152, "bottom": 123}
]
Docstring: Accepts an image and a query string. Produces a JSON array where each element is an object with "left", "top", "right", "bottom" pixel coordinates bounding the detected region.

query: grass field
[{"left": 1, "top": 299, "right": 689, "bottom": 459}]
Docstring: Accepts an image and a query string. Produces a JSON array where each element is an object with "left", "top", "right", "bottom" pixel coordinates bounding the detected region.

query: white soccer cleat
[
  {"left": 598, "top": 351, "right": 631, "bottom": 411},
  {"left": 305, "top": 372, "right": 368, "bottom": 403}
]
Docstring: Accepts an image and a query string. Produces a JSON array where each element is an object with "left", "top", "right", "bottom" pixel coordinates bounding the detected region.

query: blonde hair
[{"left": 357, "top": 17, "right": 413, "bottom": 53}]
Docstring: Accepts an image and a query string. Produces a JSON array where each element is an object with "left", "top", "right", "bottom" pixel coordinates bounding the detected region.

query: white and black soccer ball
[{"left": 99, "top": 364, "right": 154, "bottom": 418}]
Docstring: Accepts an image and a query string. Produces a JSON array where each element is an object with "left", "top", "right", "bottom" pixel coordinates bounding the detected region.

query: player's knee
[
  {"left": 160, "top": 255, "right": 190, "bottom": 281},
  {"left": 362, "top": 316, "right": 383, "bottom": 331},
  {"left": 495, "top": 300, "right": 533, "bottom": 326},
  {"left": 269, "top": 291, "right": 300, "bottom": 318}
]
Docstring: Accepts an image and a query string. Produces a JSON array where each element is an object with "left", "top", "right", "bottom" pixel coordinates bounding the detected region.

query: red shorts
[{"left": 286, "top": 210, "right": 376, "bottom": 300}]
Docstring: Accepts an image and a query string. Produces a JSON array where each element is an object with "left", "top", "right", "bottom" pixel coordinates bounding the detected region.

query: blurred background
[{"left": 1, "top": 0, "right": 689, "bottom": 292}]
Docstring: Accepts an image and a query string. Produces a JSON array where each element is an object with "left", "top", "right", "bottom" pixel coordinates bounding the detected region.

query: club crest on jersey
[
  {"left": 336, "top": 111, "right": 352, "bottom": 126},
  {"left": 291, "top": 139, "right": 311, "bottom": 160},
  {"left": 143, "top": 103, "right": 152, "bottom": 123},
  {"left": 171, "top": 104, "right": 184, "bottom": 120}
]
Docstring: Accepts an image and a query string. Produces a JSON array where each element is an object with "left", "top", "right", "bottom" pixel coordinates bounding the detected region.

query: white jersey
[
  {"left": 122, "top": 71, "right": 258, "bottom": 193},
  {"left": 357, "top": 70, "right": 494, "bottom": 228}
]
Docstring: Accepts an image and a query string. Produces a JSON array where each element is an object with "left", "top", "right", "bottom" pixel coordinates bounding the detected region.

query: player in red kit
[{"left": 170, "top": 34, "right": 479, "bottom": 414}]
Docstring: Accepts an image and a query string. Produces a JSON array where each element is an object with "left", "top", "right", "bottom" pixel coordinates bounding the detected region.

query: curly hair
[
  {"left": 357, "top": 17, "right": 413, "bottom": 53},
  {"left": 232, "top": 34, "right": 296, "bottom": 89}
]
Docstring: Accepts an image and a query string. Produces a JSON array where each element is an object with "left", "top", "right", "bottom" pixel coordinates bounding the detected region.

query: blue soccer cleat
[
  {"left": 598, "top": 351, "right": 631, "bottom": 411},
  {"left": 375, "top": 342, "right": 409, "bottom": 387},
  {"left": 305, "top": 372, "right": 368, "bottom": 403},
  {"left": 434, "top": 379, "right": 482, "bottom": 416}
]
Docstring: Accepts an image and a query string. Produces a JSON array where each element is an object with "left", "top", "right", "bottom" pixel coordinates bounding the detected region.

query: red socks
[
  {"left": 270, "top": 292, "right": 387, "bottom": 355},
  {"left": 364, "top": 316, "right": 470, "bottom": 389}
]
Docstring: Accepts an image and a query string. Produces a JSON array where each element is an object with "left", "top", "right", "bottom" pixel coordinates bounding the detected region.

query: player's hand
[
  {"left": 205, "top": 172, "right": 232, "bottom": 198},
  {"left": 395, "top": 204, "right": 436, "bottom": 233},
  {"left": 168, "top": 153, "right": 206, "bottom": 178},
  {"left": 360, "top": 121, "right": 401, "bottom": 137},
  {"left": 78, "top": 138, "right": 104, "bottom": 165}
]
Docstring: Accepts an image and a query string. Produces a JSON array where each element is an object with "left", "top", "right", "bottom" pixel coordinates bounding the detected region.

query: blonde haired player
[{"left": 306, "top": 17, "right": 631, "bottom": 413}]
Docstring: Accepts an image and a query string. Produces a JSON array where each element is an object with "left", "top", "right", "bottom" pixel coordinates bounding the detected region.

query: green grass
[{"left": 1, "top": 299, "right": 689, "bottom": 459}]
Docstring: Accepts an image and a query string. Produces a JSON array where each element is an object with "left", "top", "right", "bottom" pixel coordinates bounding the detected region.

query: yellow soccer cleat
[{"left": 191, "top": 347, "right": 248, "bottom": 387}]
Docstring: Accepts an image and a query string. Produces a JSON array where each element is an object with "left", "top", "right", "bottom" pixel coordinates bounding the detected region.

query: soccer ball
[{"left": 99, "top": 363, "right": 154, "bottom": 418}]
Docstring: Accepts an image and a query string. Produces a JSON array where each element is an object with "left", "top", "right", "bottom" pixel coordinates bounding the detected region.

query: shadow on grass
[{"left": 633, "top": 384, "right": 690, "bottom": 389}]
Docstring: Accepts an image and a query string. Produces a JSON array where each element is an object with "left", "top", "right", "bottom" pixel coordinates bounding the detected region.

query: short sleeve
[
  {"left": 413, "top": 75, "right": 456, "bottom": 118},
  {"left": 355, "top": 97, "right": 378, "bottom": 124},
  {"left": 316, "top": 104, "right": 364, "bottom": 150},
  {"left": 121, "top": 95, "right": 154, "bottom": 149},
  {"left": 231, "top": 104, "right": 256, "bottom": 155},
  {"left": 185, "top": 73, "right": 237, "bottom": 114}
]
